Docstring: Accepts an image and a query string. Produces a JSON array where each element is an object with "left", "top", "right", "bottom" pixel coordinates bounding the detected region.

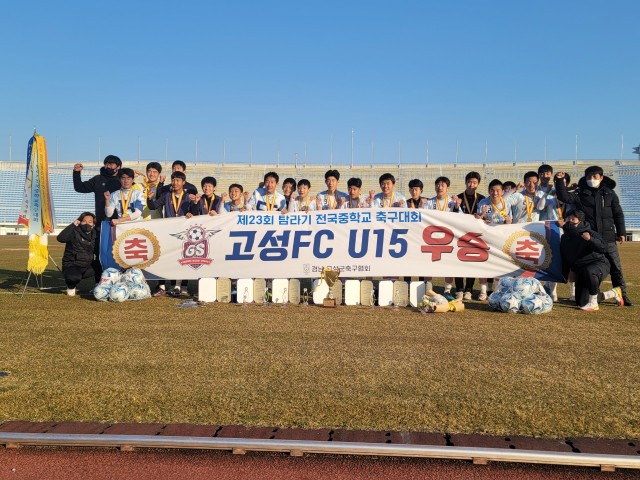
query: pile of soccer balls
[
  {"left": 93, "top": 267, "right": 152, "bottom": 302},
  {"left": 487, "top": 277, "right": 553, "bottom": 314}
]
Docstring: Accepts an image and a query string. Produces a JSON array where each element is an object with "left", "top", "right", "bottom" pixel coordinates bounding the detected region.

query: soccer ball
[
  {"left": 109, "top": 282, "right": 130, "bottom": 302},
  {"left": 539, "top": 293, "right": 554, "bottom": 313},
  {"left": 487, "top": 291, "right": 503, "bottom": 311},
  {"left": 188, "top": 226, "right": 205, "bottom": 242},
  {"left": 497, "top": 276, "right": 517, "bottom": 292},
  {"left": 122, "top": 268, "right": 145, "bottom": 285},
  {"left": 499, "top": 293, "right": 522, "bottom": 313},
  {"left": 129, "top": 283, "right": 151, "bottom": 301},
  {"left": 512, "top": 277, "right": 536, "bottom": 298},
  {"left": 93, "top": 285, "right": 111, "bottom": 302},
  {"left": 100, "top": 268, "right": 121, "bottom": 286},
  {"left": 520, "top": 294, "right": 545, "bottom": 314}
]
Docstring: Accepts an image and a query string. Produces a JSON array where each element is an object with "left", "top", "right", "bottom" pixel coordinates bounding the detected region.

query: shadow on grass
[{"left": 0, "top": 267, "right": 94, "bottom": 296}]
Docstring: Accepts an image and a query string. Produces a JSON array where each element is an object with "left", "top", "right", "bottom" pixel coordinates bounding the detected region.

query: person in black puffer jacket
[
  {"left": 559, "top": 211, "right": 624, "bottom": 311},
  {"left": 555, "top": 165, "right": 632, "bottom": 306},
  {"left": 57, "top": 212, "right": 98, "bottom": 296},
  {"left": 73, "top": 155, "right": 123, "bottom": 282}
]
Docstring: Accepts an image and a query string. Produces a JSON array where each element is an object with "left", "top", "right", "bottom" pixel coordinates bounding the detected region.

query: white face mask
[{"left": 586, "top": 178, "right": 601, "bottom": 188}]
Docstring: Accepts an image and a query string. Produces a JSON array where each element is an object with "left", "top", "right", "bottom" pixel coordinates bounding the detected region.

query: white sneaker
[
  {"left": 455, "top": 291, "right": 464, "bottom": 301},
  {"left": 66, "top": 288, "right": 76, "bottom": 297},
  {"left": 478, "top": 292, "right": 488, "bottom": 301},
  {"left": 580, "top": 301, "right": 599, "bottom": 312},
  {"left": 463, "top": 291, "right": 472, "bottom": 301},
  {"left": 552, "top": 292, "right": 558, "bottom": 302}
]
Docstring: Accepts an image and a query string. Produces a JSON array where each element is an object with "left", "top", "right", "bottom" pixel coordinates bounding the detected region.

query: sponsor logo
[{"left": 170, "top": 225, "right": 220, "bottom": 269}]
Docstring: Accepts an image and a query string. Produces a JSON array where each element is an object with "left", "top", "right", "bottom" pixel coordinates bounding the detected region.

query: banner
[
  {"left": 113, "top": 209, "right": 564, "bottom": 282},
  {"left": 18, "top": 134, "right": 56, "bottom": 274}
]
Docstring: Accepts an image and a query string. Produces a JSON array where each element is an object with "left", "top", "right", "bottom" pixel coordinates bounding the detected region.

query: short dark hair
[
  {"left": 229, "top": 183, "right": 243, "bottom": 192},
  {"left": 201, "top": 176, "right": 217, "bottom": 188},
  {"left": 538, "top": 164, "right": 553, "bottom": 175},
  {"left": 379, "top": 173, "right": 395, "bottom": 185},
  {"left": 563, "top": 172, "right": 571, "bottom": 184},
  {"left": 119, "top": 168, "right": 135, "bottom": 179},
  {"left": 325, "top": 169, "right": 340, "bottom": 181},
  {"left": 524, "top": 171, "right": 538, "bottom": 182},
  {"left": 103, "top": 155, "right": 122, "bottom": 167},
  {"left": 297, "top": 179, "right": 311, "bottom": 188},
  {"left": 78, "top": 212, "right": 96, "bottom": 222},
  {"left": 585, "top": 165, "right": 604, "bottom": 177},
  {"left": 172, "top": 160, "right": 187, "bottom": 171},
  {"left": 488, "top": 179, "right": 503, "bottom": 190},
  {"left": 465, "top": 171, "right": 481, "bottom": 183},
  {"left": 171, "top": 171, "right": 186, "bottom": 181},
  {"left": 264, "top": 171, "right": 279, "bottom": 183},
  {"left": 347, "top": 177, "right": 362, "bottom": 189},
  {"left": 435, "top": 176, "right": 450, "bottom": 187},
  {"left": 146, "top": 162, "right": 162, "bottom": 173},
  {"left": 408, "top": 179, "right": 423, "bottom": 190},
  {"left": 566, "top": 210, "right": 585, "bottom": 223},
  {"left": 503, "top": 181, "right": 517, "bottom": 190},
  {"left": 283, "top": 177, "right": 297, "bottom": 188}
]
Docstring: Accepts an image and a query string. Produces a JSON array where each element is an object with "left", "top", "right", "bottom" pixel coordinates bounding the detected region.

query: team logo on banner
[
  {"left": 170, "top": 225, "right": 220, "bottom": 269},
  {"left": 113, "top": 228, "right": 161, "bottom": 269},
  {"left": 503, "top": 231, "right": 552, "bottom": 272}
]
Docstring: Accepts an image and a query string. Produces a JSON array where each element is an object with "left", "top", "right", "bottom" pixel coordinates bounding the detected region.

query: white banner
[{"left": 112, "top": 209, "right": 564, "bottom": 281}]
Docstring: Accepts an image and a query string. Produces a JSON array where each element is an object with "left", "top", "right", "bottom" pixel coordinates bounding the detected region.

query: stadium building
[{"left": 1, "top": 159, "right": 638, "bottom": 239}]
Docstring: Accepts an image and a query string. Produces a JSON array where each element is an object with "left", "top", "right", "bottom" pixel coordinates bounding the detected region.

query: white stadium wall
[{"left": 0, "top": 159, "right": 638, "bottom": 237}]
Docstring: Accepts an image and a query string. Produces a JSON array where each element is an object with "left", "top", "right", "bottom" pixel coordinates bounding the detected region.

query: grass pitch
[{"left": 0, "top": 236, "right": 638, "bottom": 439}]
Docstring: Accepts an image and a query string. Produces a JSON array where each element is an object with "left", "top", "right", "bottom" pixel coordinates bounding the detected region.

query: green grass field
[{"left": 0, "top": 236, "right": 638, "bottom": 439}]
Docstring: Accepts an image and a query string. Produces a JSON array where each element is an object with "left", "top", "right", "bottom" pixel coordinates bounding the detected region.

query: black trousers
[
  {"left": 604, "top": 241, "right": 626, "bottom": 296},
  {"left": 574, "top": 260, "right": 609, "bottom": 307},
  {"left": 63, "top": 265, "right": 96, "bottom": 289},
  {"left": 455, "top": 277, "right": 475, "bottom": 292}
]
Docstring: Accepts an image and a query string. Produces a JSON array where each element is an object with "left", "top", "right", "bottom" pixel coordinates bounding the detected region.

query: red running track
[{"left": 2, "top": 447, "right": 640, "bottom": 480}]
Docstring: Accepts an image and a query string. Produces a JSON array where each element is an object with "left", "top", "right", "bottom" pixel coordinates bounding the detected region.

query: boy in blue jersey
[
  {"left": 316, "top": 170, "right": 349, "bottom": 210},
  {"left": 249, "top": 172, "right": 287, "bottom": 212},
  {"left": 104, "top": 168, "right": 146, "bottom": 225},
  {"left": 372, "top": 173, "right": 406, "bottom": 208}
]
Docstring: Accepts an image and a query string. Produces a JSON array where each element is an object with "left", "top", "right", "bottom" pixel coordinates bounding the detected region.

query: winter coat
[
  {"left": 57, "top": 223, "right": 97, "bottom": 269},
  {"left": 560, "top": 222, "right": 609, "bottom": 279},
  {"left": 73, "top": 167, "right": 122, "bottom": 224},
  {"left": 555, "top": 175, "right": 626, "bottom": 243}
]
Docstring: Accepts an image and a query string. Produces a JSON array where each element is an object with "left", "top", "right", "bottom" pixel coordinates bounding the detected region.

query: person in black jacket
[
  {"left": 73, "top": 155, "right": 123, "bottom": 282},
  {"left": 73, "top": 155, "right": 123, "bottom": 225},
  {"left": 555, "top": 166, "right": 632, "bottom": 306},
  {"left": 559, "top": 211, "right": 623, "bottom": 311},
  {"left": 57, "top": 212, "right": 98, "bottom": 296}
]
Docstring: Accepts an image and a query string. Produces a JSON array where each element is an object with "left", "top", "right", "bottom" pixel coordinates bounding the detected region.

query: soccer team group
[{"left": 59, "top": 154, "right": 633, "bottom": 311}]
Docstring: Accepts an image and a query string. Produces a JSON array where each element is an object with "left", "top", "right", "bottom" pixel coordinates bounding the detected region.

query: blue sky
[{"left": 1, "top": 0, "right": 639, "bottom": 165}]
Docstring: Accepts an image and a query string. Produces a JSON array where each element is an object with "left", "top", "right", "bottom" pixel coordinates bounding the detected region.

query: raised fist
[{"left": 73, "top": 163, "right": 83, "bottom": 172}]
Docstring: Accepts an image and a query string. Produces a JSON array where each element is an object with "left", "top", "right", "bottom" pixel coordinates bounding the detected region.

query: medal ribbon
[
  {"left": 298, "top": 197, "right": 309, "bottom": 210},
  {"left": 327, "top": 193, "right": 337, "bottom": 209},
  {"left": 172, "top": 191, "right": 184, "bottom": 215},
  {"left": 463, "top": 192, "right": 478, "bottom": 214},
  {"left": 525, "top": 194, "right": 535, "bottom": 221},
  {"left": 491, "top": 198, "right": 507, "bottom": 217},
  {"left": 203, "top": 194, "right": 215, "bottom": 213},
  {"left": 436, "top": 196, "right": 448, "bottom": 211},
  {"left": 120, "top": 189, "right": 134, "bottom": 217},
  {"left": 383, "top": 193, "right": 395, "bottom": 208},
  {"left": 265, "top": 193, "right": 275, "bottom": 211}
]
